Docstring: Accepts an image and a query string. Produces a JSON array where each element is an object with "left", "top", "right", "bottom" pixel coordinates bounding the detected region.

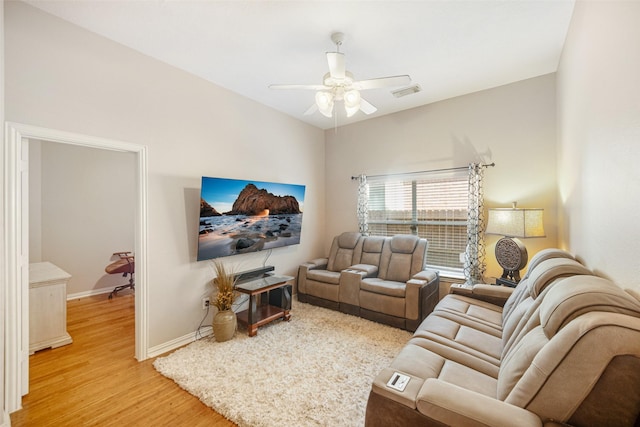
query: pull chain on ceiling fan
[{"left": 269, "top": 32, "right": 412, "bottom": 118}]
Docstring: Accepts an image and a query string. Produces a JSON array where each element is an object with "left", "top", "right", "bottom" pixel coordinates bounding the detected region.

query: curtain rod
[{"left": 350, "top": 162, "right": 495, "bottom": 180}]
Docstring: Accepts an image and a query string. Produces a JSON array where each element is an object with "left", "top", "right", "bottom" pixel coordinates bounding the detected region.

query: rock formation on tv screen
[
  {"left": 225, "top": 183, "right": 301, "bottom": 216},
  {"left": 200, "top": 198, "right": 221, "bottom": 217}
]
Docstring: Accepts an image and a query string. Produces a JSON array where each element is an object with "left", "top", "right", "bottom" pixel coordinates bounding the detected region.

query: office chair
[{"left": 105, "top": 251, "right": 135, "bottom": 299}]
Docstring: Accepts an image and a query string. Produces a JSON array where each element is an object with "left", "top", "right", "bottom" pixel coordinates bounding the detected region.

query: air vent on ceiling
[{"left": 391, "top": 84, "right": 422, "bottom": 98}]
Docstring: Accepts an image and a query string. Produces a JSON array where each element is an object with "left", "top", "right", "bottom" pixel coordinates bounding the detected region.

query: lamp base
[
  {"left": 495, "top": 237, "right": 528, "bottom": 284},
  {"left": 501, "top": 268, "right": 521, "bottom": 283}
]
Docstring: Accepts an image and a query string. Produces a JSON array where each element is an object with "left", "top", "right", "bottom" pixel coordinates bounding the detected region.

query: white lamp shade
[
  {"left": 344, "top": 89, "right": 361, "bottom": 117},
  {"left": 315, "top": 91, "right": 334, "bottom": 117},
  {"left": 485, "top": 208, "right": 545, "bottom": 238}
]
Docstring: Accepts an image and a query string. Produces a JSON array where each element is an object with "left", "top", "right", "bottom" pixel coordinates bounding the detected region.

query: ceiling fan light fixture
[
  {"left": 344, "top": 89, "right": 361, "bottom": 117},
  {"left": 270, "top": 31, "right": 408, "bottom": 120},
  {"left": 315, "top": 91, "right": 334, "bottom": 118}
]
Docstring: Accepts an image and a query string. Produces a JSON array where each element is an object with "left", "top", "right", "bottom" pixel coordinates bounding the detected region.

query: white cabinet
[{"left": 29, "top": 262, "right": 73, "bottom": 354}]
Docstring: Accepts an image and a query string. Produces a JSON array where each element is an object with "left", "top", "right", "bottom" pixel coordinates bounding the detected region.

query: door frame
[{"left": 3, "top": 122, "right": 149, "bottom": 413}]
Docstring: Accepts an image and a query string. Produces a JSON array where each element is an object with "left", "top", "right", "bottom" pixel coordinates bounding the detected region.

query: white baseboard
[
  {"left": 64, "top": 288, "right": 213, "bottom": 359},
  {"left": 147, "top": 326, "right": 213, "bottom": 359},
  {"left": 66, "top": 287, "right": 116, "bottom": 300},
  {"left": 1, "top": 409, "right": 11, "bottom": 426}
]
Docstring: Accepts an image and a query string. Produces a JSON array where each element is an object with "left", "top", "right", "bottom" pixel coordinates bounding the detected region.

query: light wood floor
[{"left": 10, "top": 292, "right": 236, "bottom": 426}]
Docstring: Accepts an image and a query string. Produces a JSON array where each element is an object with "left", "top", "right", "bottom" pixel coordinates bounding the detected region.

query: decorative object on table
[
  {"left": 211, "top": 261, "right": 238, "bottom": 342},
  {"left": 485, "top": 202, "right": 545, "bottom": 283}
]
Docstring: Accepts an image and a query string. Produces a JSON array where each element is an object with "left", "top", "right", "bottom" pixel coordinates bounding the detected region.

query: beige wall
[
  {"left": 5, "top": 1, "right": 326, "bottom": 349},
  {"left": 29, "top": 140, "right": 137, "bottom": 297},
  {"left": 557, "top": 0, "right": 640, "bottom": 290},
  {"left": 325, "top": 74, "right": 558, "bottom": 280}
]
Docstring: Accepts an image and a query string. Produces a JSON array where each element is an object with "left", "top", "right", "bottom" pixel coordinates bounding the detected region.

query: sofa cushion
[
  {"left": 497, "top": 327, "right": 547, "bottom": 401},
  {"left": 305, "top": 280, "right": 340, "bottom": 301},
  {"left": 306, "top": 269, "right": 340, "bottom": 285},
  {"left": 520, "top": 249, "right": 575, "bottom": 282},
  {"left": 363, "top": 236, "right": 385, "bottom": 252},
  {"left": 428, "top": 308, "right": 502, "bottom": 337},
  {"left": 540, "top": 275, "right": 640, "bottom": 337},
  {"left": 500, "top": 259, "right": 592, "bottom": 353},
  {"left": 434, "top": 295, "right": 504, "bottom": 328},
  {"left": 361, "top": 278, "right": 406, "bottom": 297},
  {"left": 329, "top": 248, "right": 355, "bottom": 272},
  {"left": 413, "top": 314, "right": 502, "bottom": 366},
  {"left": 383, "top": 341, "right": 497, "bottom": 398},
  {"left": 384, "top": 253, "right": 414, "bottom": 283},
  {"left": 525, "top": 258, "right": 591, "bottom": 299},
  {"left": 327, "top": 232, "right": 361, "bottom": 272},
  {"left": 360, "top": 288, "right": 406, "bottom": 318},
  {"left": 434, "top": 258, "right": 590, "bottom": 338},
  {"left": 502, "top": 249, "right": 575, "bottom": 321},
  {"left": 390, "top": 235, "right": 420, "bottom": 253},
  {"left": 360, "top": 236, "right": 386, "bottom": 266},
  {"left": 415, "top": 258, "right": 595, "bottom": 376},
  {"left": 499, "top": 276, "right": 640, "bottom": 405},
  {"left": 376, "top": 235, "right": 426, "bottom": 283},
  {"left": 338, "top": 231, "right": 361, "bottom": 248},
  {"left": 503, "top": 312, "right": 640, "bottom": 424}
]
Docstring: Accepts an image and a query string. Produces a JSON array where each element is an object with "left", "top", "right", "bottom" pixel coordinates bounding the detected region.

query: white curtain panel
[{"left": 464, "top": 163, "right": 486, "bottom": 284}]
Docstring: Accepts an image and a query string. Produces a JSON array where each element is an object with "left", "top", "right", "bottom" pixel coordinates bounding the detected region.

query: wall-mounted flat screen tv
[{"left": 197, "top": 176, "right": 306, "bottom": 261}]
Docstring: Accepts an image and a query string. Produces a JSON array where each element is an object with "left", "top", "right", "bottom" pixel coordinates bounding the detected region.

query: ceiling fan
[{"left": 269, "top": 32, "right": 412, "bottom": 118}]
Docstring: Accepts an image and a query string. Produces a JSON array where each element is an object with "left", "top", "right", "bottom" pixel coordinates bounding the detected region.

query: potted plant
[{"left": 211, "top": 260, "right": 238, "bottom": 342}]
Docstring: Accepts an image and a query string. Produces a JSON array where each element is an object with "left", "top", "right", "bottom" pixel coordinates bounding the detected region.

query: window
[{"left": 366, "top": 170, "right": 469, "bottom": 274}]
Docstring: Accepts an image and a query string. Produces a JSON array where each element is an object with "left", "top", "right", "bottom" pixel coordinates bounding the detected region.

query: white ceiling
[{"left": 25, "top": 0, "right": 575, "bottom": 130}]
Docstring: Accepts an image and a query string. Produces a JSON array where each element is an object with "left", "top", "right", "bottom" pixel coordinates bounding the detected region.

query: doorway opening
[{"left": 4, "top": 122, "right": 149, "bottom": 413}]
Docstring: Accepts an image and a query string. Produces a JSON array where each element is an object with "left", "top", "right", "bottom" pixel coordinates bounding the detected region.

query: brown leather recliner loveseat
[
  {"left": 366, "top": 248, "right": 640, "bottom": 426},
  {"left": 297, "top": 232, "right": 439, "bottom": 331}
]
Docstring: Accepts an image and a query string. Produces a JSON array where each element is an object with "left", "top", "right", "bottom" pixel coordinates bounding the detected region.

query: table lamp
[{"left": 485, "top": 202, "right": 545, "bottom": 283}]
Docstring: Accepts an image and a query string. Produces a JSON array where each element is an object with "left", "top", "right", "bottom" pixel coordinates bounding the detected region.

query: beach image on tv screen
[{"left": 197, "top": 177, "right": 306, "bottom": 261}]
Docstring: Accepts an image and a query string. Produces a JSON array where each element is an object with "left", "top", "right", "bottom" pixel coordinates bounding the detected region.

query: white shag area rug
[{"left": 153, "top": 300, "right": 411, "bottom": 427}]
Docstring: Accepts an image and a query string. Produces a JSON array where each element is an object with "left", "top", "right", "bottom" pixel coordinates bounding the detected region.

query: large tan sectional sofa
[
  {"left": 365, "top": 248, "right": 640, "bottom": 426},
  {"left": 297, "top": 232, "right": 439, "bottom": 331}
]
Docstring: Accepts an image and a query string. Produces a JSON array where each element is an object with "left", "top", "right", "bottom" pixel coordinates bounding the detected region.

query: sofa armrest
[
  {"left": 417, "top": 378, "right": 543, "bottom": 427},
  {"left": 304, "top": 258, "right": 329, "bottom": 270},
  {"left": 405, "top": 269, "right": 440, "bottom": 328},
  {"left": 474, "top": 284, "right": 514, "bottom": 298},
  {"left": 339, "top": 269, "right": 367, "bottom": 307},
  {"left": 450, "top": 283, "right": 514, "bottom": 307},
  {"left": 412, "top": 269, "right": 439, "bottom": 283},
  {"left": 297, "top": 258, "right": 328, "bottom": 295},
  {"left": 347, "top": 263, "right": 378, "bottom": 278}
]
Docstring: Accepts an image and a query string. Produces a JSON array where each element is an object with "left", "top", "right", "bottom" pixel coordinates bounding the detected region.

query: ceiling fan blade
[
  {"left": 304, "top": 103, "right": 318, "bottom": 116},
  {"left": 326, "top": 52, "right": 346, "bottom": 80},
  {"left": 359, "top": 98, "right": 377, "bottom": 115},
  {"left": 352, "top": 75, "right": 412, "bottom": 90},
  {"left": 269, "top": 84, "right": 327, "bottom": 90}
]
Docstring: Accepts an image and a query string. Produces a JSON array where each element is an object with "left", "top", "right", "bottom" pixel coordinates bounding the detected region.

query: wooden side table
[
  {"left": 235, "top": 275, "right": 293, "bottom": 337},
  {"left": 29, "top": 262, "right": 73, "bottom": 354},
  {"left": 496, "top": 277, "right": 519, "bottom": 288}
]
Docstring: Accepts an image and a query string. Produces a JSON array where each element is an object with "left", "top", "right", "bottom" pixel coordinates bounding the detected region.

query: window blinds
[{"left": 366, "top": 171, "right": 469, "bottom": 271}]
